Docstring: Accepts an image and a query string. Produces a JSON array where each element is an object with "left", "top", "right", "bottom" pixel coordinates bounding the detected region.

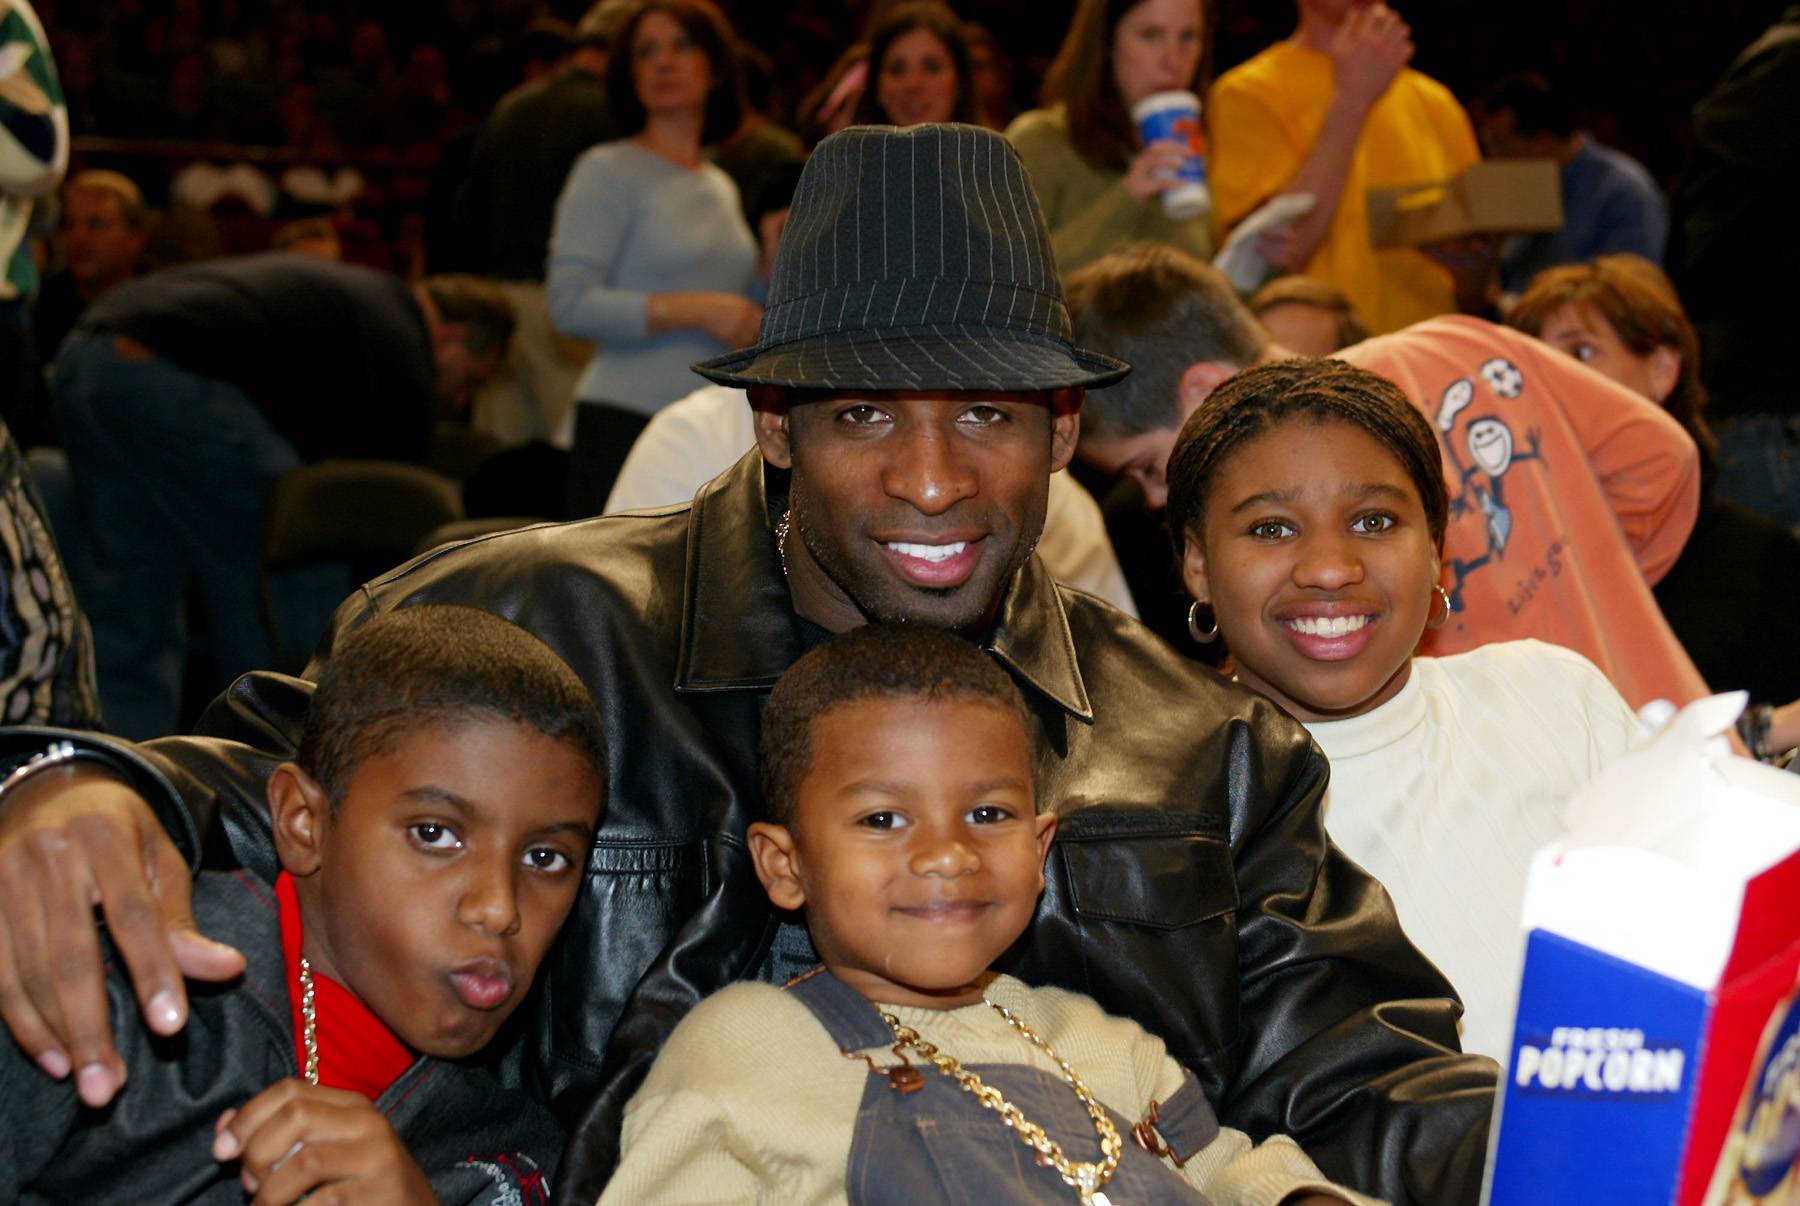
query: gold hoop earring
[
  {"left": 1187, "top": 600, "right": 1219, "bottom": 644},
  {"left": 1426, "top": 583, "right": 1452, "bottom": 629}
]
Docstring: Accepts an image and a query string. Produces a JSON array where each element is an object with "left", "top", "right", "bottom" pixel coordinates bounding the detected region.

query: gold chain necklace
[
  {"left": 298, "top": 956, "right": 320, "bottom": 1086},
  {"left": 879, "top": 1000, "right": 1123, "bottom": 1205}
]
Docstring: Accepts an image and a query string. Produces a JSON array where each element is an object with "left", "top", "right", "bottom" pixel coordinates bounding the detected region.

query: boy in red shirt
[{"left": 0, "top": 605, "right": 605, "bottom": 1203}]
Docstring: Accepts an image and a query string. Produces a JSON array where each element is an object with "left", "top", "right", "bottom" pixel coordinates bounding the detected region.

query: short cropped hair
[
  {"left": 607, "top": 0, "right": 745, "bottom": 145},
  {"left": 1248, "top": 274, "right": 1370, "bottom": 352},
  {"left": 1066, "top": 243, "right": 1269, "bottom": 438},
  {"left": 421, "top": 274, "right": 517, "bottom": 361},
  {"left": 1166, "top": 358, "right": 1449, "bottom": 559},
  {"left": 760, "top": 624, "right": 1034, "bottom": 825},
  {"left": 66, "top": 169, "right": 150, "bottom": 230},
  {"left": 297, "top": 605, "right": 606, "bottom": 812}
]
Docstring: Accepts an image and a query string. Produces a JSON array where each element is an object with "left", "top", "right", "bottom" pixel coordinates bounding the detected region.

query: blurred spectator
[
  {"left": 0, "top": 0, "right": 66, "bottom": 449},
  {"left": 1670, "top": 5, "right": 1800, "bottom": 529},
  {"left": 269, "top": 215, "right": 341, "bottom": 259},
  {"left": 548, "top": 0, "right": 762, "bottom": 516},
  {"left": 1475, "top": 71, "right": 1668, "bottom": 296},
  {"left": 711, "top": 41, "right": 807, "bottom": 235},
  {"left": 1247, "top": 273, "right": 1368, "bottom": 355},
  {"left": 53, "top": 28, "right": 100, "bottom": 136},
  {"left": 378, "top": 41, "right": 469, "bottom": 156},
  {"left": 514, "top": 14, "right": 577, "bottom": 84},
  {"left": 796, "top": 42, "right": 869, "bottom": 144},
  {"left": 453, "top": 0, "right": 630, "bottom": 450},
  {"left": 33, "top": 169, "right": 151, "bottom": 363},
  {"left": 1008, "top": 0, "right": 1216, "bottom": 280},
  {"left": 1509, "top": 253, "right": 1800, "bottom": 707},
  {"left": 0, "top": 416, "right": 100, "bottom": 728},
  {"left": 455, "top": 0, "right": 626, "bottom": 282},
  {"left": 1209, "top": 1, "right": 1479, "bottom": 334},
  {"left": 853, "top": 1, "right": 974, "bottom": 126},
  {"left": 963, "top": 22, "right": 1018, "bottom": 130},
  {"left": 53, "top": 255, "right": 513, "bottom": 738}
]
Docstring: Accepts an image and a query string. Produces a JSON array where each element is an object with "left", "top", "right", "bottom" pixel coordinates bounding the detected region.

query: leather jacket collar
[{"left": 673, "top": 450, "right": 1094, "bottom": 723}]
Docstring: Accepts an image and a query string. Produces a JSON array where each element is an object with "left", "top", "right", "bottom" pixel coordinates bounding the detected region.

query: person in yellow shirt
[{"left": 1209, "top": 1, "right": 1478, "bottom": 334}]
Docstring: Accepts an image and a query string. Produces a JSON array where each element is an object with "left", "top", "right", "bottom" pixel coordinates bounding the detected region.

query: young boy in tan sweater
[{"left": 603, "top": 624, "right": 1374, "bottom": 1205}]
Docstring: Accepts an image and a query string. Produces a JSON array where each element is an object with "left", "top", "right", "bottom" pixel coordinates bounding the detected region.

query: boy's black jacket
[{"left": 0, "top": 870, "right": 562, "bottom": 1203}]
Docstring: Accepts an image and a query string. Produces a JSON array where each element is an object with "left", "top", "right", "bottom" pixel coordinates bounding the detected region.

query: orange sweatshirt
[{"left": 1342, "top": 316, "right": 1709, "bottom": 710}]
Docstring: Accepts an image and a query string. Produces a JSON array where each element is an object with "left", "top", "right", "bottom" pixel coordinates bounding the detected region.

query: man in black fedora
[{"left": 0, "top": 124, "right": 1495, "bottom": 1204}]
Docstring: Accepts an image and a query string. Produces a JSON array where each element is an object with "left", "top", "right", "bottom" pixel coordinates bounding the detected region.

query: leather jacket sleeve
[
  {"left": 553, "top": 829, "right": 775, "bottom": 1204},
  {"left": 1218, "top": 718, "right": 1498, "bottom": 1202},
  {"left": 0, "top": 679, "right": 299, "bottom": 883}
]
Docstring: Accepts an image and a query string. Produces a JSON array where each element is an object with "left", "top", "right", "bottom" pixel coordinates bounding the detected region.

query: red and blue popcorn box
[{"left": 1483, "top": 694, "right": 1800, "bottom": 1206}]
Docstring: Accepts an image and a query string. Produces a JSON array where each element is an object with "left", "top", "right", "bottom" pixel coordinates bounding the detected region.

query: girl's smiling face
[{"left": 1181, "top": 417, "right": 1439, "bottom": 723}]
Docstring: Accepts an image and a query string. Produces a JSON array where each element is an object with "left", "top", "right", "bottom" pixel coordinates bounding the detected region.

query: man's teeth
[
  {"left": 887, "top": 541, "right": 967, "bottom": 563},
  {"left": 1286, "top": 615, "right": 1370, "bottom": 637}
]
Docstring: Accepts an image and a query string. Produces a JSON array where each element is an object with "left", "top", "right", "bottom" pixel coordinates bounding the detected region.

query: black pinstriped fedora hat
[{"left": 694, "top": 123, "right": 1130, "bottom": 392}]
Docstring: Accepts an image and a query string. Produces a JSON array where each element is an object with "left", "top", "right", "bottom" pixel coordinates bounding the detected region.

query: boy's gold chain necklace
[
  {"left": 879, "top": 1000, "right": 1122, "bottom": 1205},
  {"left": 299, "top": 957, "right": 320, "bottom": 1086}
]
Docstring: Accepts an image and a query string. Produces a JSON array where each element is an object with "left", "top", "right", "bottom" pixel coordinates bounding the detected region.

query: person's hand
[
  {"left": 214, "top": 1079, "right": 436, "bottom": 1205},
  {"left": 1124, "top": 140, "right": 1191, "bottom": 204},
  {"left": 696, "top": 293, "right": 765, "bottom": 348},
  {"left": 1328, "top": 3, "right": 1413, "bottom": 111},
  {"left": 0, "top": 768, "right": 245, "bottom": 1107}
]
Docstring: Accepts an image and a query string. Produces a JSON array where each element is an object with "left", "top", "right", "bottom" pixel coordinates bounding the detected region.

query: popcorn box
[{"left": 1483, "top": 695, "right": 1800, "bottom": 1205}]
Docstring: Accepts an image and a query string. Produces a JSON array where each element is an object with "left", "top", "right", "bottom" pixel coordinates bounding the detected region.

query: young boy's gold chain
[
  {"left": 298, "top": 957, "right": 320, "bottom": 1086},
  {"left": 880, "top": 1001, "right": 1123, "bottom": 1205}
]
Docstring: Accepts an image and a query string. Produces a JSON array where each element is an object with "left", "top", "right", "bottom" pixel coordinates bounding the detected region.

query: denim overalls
[{"left": 788, "top": 970, "right": 1220, "bottom": 1204}]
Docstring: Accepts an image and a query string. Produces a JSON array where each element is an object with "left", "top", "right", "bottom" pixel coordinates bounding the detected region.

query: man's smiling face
[{"left": 753, "top": 388, "right": 1081, "bottom": 636}]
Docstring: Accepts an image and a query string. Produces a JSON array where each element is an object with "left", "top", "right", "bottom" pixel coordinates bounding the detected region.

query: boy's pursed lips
[{"left": 447, "top": 956, "right": 514, "bottom": 1011}]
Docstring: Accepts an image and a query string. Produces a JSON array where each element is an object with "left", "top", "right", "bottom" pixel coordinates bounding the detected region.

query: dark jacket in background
[
  {"left": 1671, "top": 5, "right": 1800, "bottom": 422},
  {"left": 454, "top": 66, "right": 615, "bottom": 282},
  {"left": 1653, "top": 494, "right": 1800, "bottom": 704},
  {"left": 23, "top": 451, "right": 1498, "bottom": 1206},
  {"left": 72, "top": 252, "right": 436, "bottom": 462},
  {"left": 0, "top": 868, "right": 564, "bottom": 1203}
]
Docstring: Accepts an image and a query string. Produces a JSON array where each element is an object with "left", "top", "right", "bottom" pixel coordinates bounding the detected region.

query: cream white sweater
[{"left": 1306, "top": 640, "right": 1642, "bottom": 1059}]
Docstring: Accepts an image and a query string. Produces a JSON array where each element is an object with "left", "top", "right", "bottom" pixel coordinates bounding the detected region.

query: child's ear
[
  {"left": 1180, "top": 535, "right": 1211, "bottom": 606},
  {"left": 747, "top": 821, "right": 807, "bottom": 911},
  {"left": 1032, "top": 813, "right": 1057, "bottom": 888},
  {"left": 268, "top": 763, "right": 332, "bottom": 878}
]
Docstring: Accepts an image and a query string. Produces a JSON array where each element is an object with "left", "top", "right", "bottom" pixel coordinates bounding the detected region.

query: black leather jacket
[{"left": 26, "top": 452, "right": 1497, "bottom": 1204}]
